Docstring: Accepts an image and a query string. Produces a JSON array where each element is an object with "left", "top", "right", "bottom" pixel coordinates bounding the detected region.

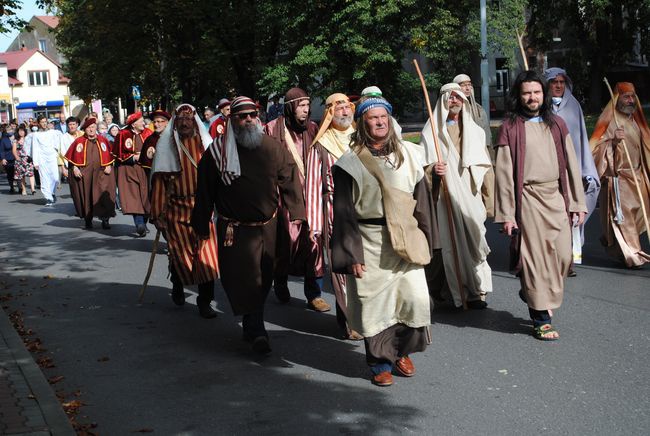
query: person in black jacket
[{"left": 0, "top": 125, "right": 16, "bottom": 193}]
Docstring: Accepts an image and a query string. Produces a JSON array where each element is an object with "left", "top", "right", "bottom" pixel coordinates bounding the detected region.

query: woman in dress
[{"left": 12, "top": 125, "right": 36, "bottom": 195}]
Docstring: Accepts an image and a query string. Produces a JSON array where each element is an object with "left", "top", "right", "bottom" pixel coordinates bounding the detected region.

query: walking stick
[
  {"left": 603, "top": 78, "right": 650, "bottom": 245},
  {"left": 516, "top": 30, "right": 529, "bottom": 71},
  {"left": 412, "top": 59, "right": 467, "bottom": 310},
  {"left": 138, "top": 229, "right": 161, "bottom": 302}
]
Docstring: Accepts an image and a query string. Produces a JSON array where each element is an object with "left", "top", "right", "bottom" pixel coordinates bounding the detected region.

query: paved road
[{"left": 0, "top": 180, "right": 648, "bottom": 435}]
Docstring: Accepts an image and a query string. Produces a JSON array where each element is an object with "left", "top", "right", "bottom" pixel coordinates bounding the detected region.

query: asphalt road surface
[{"left": 0, "top": 179, "right": 648, "bottom": 435}]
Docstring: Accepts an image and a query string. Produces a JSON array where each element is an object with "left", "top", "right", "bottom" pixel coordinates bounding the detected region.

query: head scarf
[
  {"left": 283, "top": 87, "right": 310, "bottom": 133},
  {"left": 361, "top": 86, "right": 383, "bottom": 98},
  {"left": 106, "top": 123, "right": 120, "bottom": 142},
  {"left": 354, "top": 97, "right": 392, "bottom": 120},
  {"left": 590, "top": 82, "right": 650, "bottom": 152},
  {"left": 230, "top": 96, "right": 257, "bottom": 114},
  {"left": 311, "top": 93, "right": 355, "bottom": 159},
  {"left": 452, "top": 74, "right": 482, "bottom": 121},
  {"left": 150, "top": 104, "right": 212, "bottom": 175}
]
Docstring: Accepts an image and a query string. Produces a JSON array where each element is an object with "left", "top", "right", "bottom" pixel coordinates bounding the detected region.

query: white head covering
[
  {"left": 453, "top": 74, "right": 481, "bottom": 120},
  {"left": 150, "top": 103, "right": 213, "bottom": 175},
  {"left": 361, "top": 86, "right": 383, "bottom": 97}
]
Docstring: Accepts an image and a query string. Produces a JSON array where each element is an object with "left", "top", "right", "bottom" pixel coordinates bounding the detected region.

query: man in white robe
[
  {"left": 419, "top": 83, "right": 493, "bottom": 309},
  {"left": 26, "top": 115, "right": 63, "bottom": 206}
]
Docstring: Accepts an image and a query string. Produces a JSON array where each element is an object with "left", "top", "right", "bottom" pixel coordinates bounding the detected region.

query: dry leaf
[{"left": 48, "top": 375, "right": 65, "bottom": 384}]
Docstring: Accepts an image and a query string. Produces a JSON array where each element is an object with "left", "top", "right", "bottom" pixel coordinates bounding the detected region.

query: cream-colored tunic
[
  {"left": 335, "top": 144, "right": 430, "bottom": 337},
  {"left": 495, "top": 121, "right": 586, "bottom": 310}
]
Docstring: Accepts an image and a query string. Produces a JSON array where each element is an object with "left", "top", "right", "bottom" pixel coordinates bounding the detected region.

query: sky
[{"left": 1, "top": 0, "right": 46, "bottom": 51}]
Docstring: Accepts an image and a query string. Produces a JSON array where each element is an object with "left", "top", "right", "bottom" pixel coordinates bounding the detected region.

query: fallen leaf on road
[
  {"left": 37, "top": 356, "right": 55, "bottom": 368},
  {"left": 48, "top": 375, "right": 65, "bottom": 384},
  {"left": 97, "top": 356, "right": 110, "bottom": 362},
  {"left": 132, "top": 429, "right": 154, "bottom": 433}
]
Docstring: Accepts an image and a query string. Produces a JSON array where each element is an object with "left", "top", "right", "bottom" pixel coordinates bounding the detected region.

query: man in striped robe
[{"left": 150, "top": 104, "right": 220, "bottom": 319}]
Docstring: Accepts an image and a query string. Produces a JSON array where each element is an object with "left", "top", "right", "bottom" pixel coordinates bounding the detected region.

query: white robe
[
  {"left": 27, "top": 130, "right": 62, "bottom": 201},
  {"left": 419, "top": 86, "right": 493, "bottom": 306}
]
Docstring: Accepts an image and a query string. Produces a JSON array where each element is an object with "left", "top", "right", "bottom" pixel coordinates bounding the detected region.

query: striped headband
[
  {"left": 230, "top": 96, "right": 257, "bottom": 114},
  {"left": 354, "top": 97, "right": 393, "bottom": 120}
]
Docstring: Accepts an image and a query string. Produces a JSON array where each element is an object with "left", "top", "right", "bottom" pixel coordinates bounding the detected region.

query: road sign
[{"left": 132, "top": 85, "right": 141, "bottom": 101}]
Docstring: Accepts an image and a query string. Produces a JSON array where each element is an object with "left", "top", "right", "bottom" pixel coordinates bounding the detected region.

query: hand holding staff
[
  {"left": 603, "top": 78, "right": 650, "bottom": 245},
  {"left": 412, "top": 59, "right": 467, "bottom": 310}
]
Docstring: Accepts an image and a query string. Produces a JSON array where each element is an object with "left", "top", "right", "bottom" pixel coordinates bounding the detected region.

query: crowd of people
[{"left": 1, "top": 69, "right": 648, "bottom": 387}]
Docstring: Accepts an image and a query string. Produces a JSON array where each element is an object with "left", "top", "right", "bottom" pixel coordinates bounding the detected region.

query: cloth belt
[
  {"left": 357, "top": 217, "right": 387, "bottom": 226},
  {"left": 170, "top": 193, "right": 195, "bottom": 200},
  {"left": 219, "top": 210, "right": 278, "bottom": 247}
]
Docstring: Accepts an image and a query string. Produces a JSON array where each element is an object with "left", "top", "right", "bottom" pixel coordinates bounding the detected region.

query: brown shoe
[
  {"left": 395, "top": 356, "right": 415, "bottom": 377},
  {"left": 372, "top": 371, "right": 393, "bottom": 387},
  {"left": 307, "top": 297, "right": 331, "bottom": 312}
]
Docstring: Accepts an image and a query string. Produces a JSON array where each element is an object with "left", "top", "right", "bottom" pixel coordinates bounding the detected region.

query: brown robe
[
  {"left": 117, "top": 133, "right": 150, "bottom": 215},
  {"left": 192, "top": 135, "right": 305, "bottom": 315},
  {"left": 591, "top": 117, "right": 650, "bottom": 267},
  {"left": 495, "top": 118, "right": 586, "bottom": 310},
  {"left": 68, "top": 138, "right": 116, "bottom": 220}
]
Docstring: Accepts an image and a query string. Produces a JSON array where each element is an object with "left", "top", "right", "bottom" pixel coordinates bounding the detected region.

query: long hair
[
  {"left": 350, "top": 111, "right": 404, "bottom": 168},
  {"left": 507, "top": 70, "right": 554, "bottom": 128}
]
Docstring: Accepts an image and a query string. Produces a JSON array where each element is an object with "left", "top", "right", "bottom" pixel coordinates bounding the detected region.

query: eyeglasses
[{"left": 235, "top": 111, "right": 258, "bottom": 120}]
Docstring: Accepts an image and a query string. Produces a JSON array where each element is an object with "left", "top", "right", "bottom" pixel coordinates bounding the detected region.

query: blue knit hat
[{"left": 354, "top": 97, "right": 392, "bottom": 120}]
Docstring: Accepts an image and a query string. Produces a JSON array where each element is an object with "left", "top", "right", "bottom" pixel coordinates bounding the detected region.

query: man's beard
[
  {"left": 448, "top": 105, "right": 462, "bottom": 115},
  {"left": 332, "top": 115, "right": 353, "bottom": 130},
  {"left": 234, "top": 122, "right": 263, "bottom": 149},
  {"left": 617, "top": 102, "right": 636, "bottom": 115}
]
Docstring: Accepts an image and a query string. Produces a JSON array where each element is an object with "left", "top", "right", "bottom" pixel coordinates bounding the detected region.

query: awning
[{"left": 16, "top": 100, "right": 65, "bottom": 109}]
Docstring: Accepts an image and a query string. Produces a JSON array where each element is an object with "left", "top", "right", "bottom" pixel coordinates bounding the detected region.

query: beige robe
[
  {"left": 334, "top": 144, "right": 430, "bottom": 337},
  {"left": 495, "top": 122, "right": 586, "bottom": 310},
  {"left": 591, "top": 117, "right": 650, "bottom": 267}
]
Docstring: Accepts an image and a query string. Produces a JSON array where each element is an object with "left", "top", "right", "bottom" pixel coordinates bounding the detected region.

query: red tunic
[
  {"left": 113, "top": 128, "right": 152, "bottom": 215},
  {"left": 209, "top": 116, "right": 227, "bottom": 139},
  {"left": 139, "top": 132, "right": 160, "bottom": 169},
  {"left": 151, "top": 135, "right": 219, "bottom": 285},
  {"left": 65, "top": 136, "right": 114, "bottom": 167},
  {"left": 113, "top": 128, "right": 153, "bottom": 162}
]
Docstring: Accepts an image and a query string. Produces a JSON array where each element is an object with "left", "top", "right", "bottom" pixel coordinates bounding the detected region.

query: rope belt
[{"left": 219, "top": 210, "right": 278, "bottom": 247}]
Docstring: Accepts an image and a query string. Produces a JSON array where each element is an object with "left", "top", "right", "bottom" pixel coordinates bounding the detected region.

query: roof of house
[
  {"left": 34, "top": 16, "right": 59, "bottom": 29},
  {"left": 0, "top": 49, "right": 61, "bottom": 70},
  {"left": 8, "top": 77, "right": 23, "bottom": 86}
]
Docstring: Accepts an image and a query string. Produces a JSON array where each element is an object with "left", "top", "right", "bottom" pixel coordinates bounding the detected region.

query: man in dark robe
[
  {"left": 112, "top": 112, "right": 153, "bottom": 236},
  {"left": 63, "top": 117, "right": 116, "bottom": 229},
  {"left": 139, "top": 110, "right": 171, "bottom": 174},
  {"left": 264, "top": 87, "right": 328, "bottom": 312},
  {"left": 192, "top": 96, "right": 305, "bottom": 354},
  {"left": 150, "top": 104, "right": 219, "bottom": 319}
]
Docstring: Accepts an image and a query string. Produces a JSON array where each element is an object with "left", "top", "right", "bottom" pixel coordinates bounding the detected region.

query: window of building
[
  {"left": 38, "top": 39, "right": 47, "bottom": 52},
  {"left": 28, "top": 71, "right": 49, "bottom": 86},
  {"left": 495, "top": 58, "right": 509, "bottom": 94}
]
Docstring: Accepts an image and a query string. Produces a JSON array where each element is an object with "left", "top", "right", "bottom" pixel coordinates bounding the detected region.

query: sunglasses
[{"left": 235, "top": 111, "right": 258, "bottom": 120}]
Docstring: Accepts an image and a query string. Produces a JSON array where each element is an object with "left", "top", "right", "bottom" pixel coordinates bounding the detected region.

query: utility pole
[{"left": 480, "top": 0, "right": 490, "bottom": 124}]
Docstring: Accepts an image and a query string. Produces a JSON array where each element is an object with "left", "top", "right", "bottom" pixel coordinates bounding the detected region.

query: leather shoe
[
  {"left": 251, "top": 336, "right": 272, "bottom": 354},
  {"left": 198, "top": 304, "right": 217, "bottom": 319},
  {"left": 395, "top": 356, "right": 415, "bottom": 377},
  {"left": 171, "top": 283, "right": 185, "bottom": 306},
  {"left": 307, "top": 297, "right": 331, "bottom": 312},
  {"left": 467, "top": 300, "right": 488, "bottom": 310},
  {"left": 101, "top": 219, "right": 111, "bottom": 229},
  {"left": 274, "top": 284, "right": 290, "bottom": 303},
  {"left": 372, "top": 371, "right": 393, "bottom": 387}
]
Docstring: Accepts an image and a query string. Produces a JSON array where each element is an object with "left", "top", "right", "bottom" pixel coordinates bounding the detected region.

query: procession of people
[{"left": 1, "top": 71, "right": 648, "bottom": 387}]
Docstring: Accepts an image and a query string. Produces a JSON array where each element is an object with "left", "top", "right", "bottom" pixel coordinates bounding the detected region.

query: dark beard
[{"left": 234, "top": 123, "right": 263, "bottom": 149}]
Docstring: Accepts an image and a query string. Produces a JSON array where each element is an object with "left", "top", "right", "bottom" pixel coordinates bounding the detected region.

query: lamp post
[{"left": 480, "top": 0, "right": 490, "bottom": 124}]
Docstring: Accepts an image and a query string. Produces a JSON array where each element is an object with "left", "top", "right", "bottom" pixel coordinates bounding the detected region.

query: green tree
[{"left": 1, "top": 0, "right": 28, "bottom": 34}]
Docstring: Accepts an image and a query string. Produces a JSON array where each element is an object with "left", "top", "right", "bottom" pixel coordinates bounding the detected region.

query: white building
[{"left": 0, "top": 49, "right": 84, "bottom": 124}]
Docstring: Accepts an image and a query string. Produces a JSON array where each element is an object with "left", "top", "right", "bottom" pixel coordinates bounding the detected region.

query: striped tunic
[
  {"left": 151, "top": 135, "right": 219, "bottom": 285},
  {"left": 305, "top": 144, "right": 335, "bottom": 236}
]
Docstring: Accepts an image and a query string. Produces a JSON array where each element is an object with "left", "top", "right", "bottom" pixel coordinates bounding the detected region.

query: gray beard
[
  {"left": 332, "top": 115, "right": 353, "bottom": 129},
  {"left": 448, "top": 106, "right": 462, "bottom": 115},
  {"left": 235, "top": 123, "right": 264, "bottom": 149}
]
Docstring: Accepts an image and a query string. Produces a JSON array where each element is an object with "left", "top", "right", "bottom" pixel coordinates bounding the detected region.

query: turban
[
  {"left": 217, "top": 98, "right": 231, "bottom": 109},
  {"left": 453, "top": 74, "right": 472, "bottom": 84},
  {"left": 80, "top": 117, "right": 97, "bottom": 130},
  {"left": 125, "top": 112, "right": 143, "bottom": 126},
  {"left": 230, "top": 96, "right": 257, "bottom": 114},
  {"left": 543, "top": 68, "right": 574, "bottom": 91},
  {"left": 354, "top": 97, "right": 392, "bottom": 120},
  {"left": 361, "top": 86, "right": 383, "bottom": 98},
  {"left": 150, "top": 109, "right": 171, "bottom": 121}
]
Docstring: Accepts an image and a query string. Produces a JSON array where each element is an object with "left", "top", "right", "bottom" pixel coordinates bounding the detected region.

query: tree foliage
[
  {"left": 1, "top": 0, "right": 29, "bottom": 34},
  {"left": 37, "top": 0, "right": 527, "bottom": 115}
]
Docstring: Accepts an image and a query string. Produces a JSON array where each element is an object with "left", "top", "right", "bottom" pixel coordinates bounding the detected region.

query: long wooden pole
[
  {"left": 412, "top": 59, "right": 467, "bottom": 310},
  {"left": 138, "top": 230, "right": 161, "bottom": 303},
  {"left": 516, "top": 30, "right": 529, "bottom": 71},
  {"left": 603, "top": 78, "right": 650, "bottom": 245}
]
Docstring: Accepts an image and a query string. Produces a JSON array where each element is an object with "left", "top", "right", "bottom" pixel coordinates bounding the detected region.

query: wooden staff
[
  {"left": 138, "top": 229, "right": 161, "bottom": 302},
  {"left": 516, "top": 30, "right": 529, "bottom": 71},
  {"left": 412, "top": 59, "right": 467, "bottom": 310},
  {"left": 603, "top": 78, "right": 650, "bottom": 245}
]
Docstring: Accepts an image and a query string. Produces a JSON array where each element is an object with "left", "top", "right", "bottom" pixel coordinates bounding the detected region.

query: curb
[{"left": 0, "top": 307, "right": 76, "bottom": 436}]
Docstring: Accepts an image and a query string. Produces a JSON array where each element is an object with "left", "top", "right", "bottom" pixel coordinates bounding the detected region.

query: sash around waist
[
  {"left": 357, "top": 217, "right": 387, "bottom": 226},
  {"left": 523, "top": 180, "right": 559, "bottom": 188}
]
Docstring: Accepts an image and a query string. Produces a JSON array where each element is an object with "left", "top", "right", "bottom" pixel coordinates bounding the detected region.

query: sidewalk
[{"left": 0, "top": 306, "right": 75, "bottom": 436}]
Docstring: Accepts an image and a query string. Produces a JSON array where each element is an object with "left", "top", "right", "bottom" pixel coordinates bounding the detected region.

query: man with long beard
[
  {"left": 113, "top": 112, "right": 153, "bottom": 236},
  {"left": 305, "top": 93, "right": 361, "bottom": 339},
  {"left": 264, "top": 87, "right": 328, "bottom": 312},
  {"left": 150, "top": 104, "right": 219, "bottom": 319},
  {"left": 192, "top": 96, "right": 304, "bottom": 354}
]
